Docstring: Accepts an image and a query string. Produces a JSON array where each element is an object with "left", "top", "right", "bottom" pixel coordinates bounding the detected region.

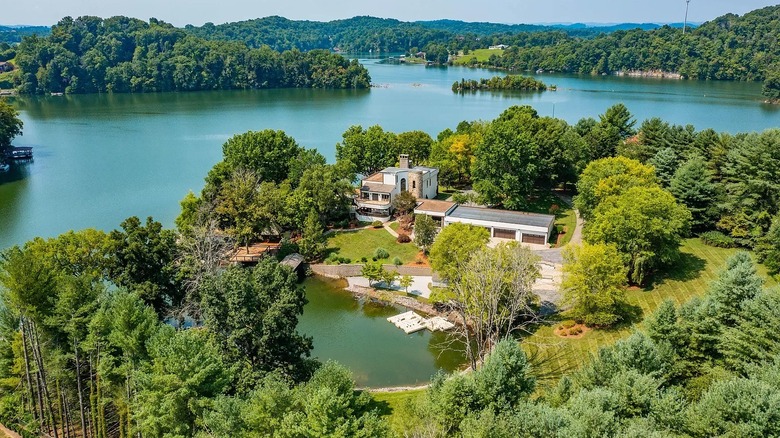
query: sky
[{"left": 4, "top": 0, "right": 779, "bottom": 27}]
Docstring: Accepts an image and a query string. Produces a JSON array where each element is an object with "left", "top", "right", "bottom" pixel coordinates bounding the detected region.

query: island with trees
[{"left": 451, "top": 75, "right": 548, "bottom": 93}]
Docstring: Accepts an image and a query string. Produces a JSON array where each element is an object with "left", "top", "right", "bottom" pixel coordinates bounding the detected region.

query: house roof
[
  {"left": 415, "top": 200, "right": 456, "bottom": 214},
  {"left": 379, "top": 166, "right": 436, "bottom": 175},
  {"left": 361, "top": 184, "right": 396, "bottom": 193},
  {"left": 447, "top": 206, "right": 555, "bottom": 229},
  {"left": 363, "top": 172, "right": 384, "bottom": 182}
]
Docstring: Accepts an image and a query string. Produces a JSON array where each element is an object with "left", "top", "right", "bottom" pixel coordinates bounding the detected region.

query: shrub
[
  {"left": 392, "top": 257, "right": 403, "bottom": 266},
  {"left": 374, "top": 247, "right": 390, "bottom": 259},
  {"left": 549, "top": 204, "right": 560, "bottom": 215},
  {"left": 397, "top": 234, "right": 411, "bottom": 243},
  {"left": 568, "top": 327, "right": 581, "bottom": 336},
  {"left": 561, "top": 320, "right": 576, "bottom": 329},
  {"left": 340, "top": 257, "right": 352, "bottom": 264},
  {"left": 372, "top": 220, "right": 383, "bottom": 228},
  {"left": 701, "top": 231, "right": 737, "bottom": 248},
  {"left": 360, "top": 257, "right": 368, "bottom": 263}
]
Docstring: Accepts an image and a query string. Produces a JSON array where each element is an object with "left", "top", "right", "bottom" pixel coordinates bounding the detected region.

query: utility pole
[{"left": 683, "top": 0, "right": 691, "bottom": 34}]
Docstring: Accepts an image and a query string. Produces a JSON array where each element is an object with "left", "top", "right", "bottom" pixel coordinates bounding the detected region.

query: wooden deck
[{"left": 228, "top": 242, "right": 282, "bottom": 263}]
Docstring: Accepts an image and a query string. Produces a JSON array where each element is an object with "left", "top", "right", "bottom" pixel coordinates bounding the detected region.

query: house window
[
  {"left": 412, "top": 181, "right": 416, "bottom": 189},
  {"left": 372, "top": 193, "right": 379, "bottom": 201},
  {"left": 381, "top": 194, "right": 390, "bottom": 201},
  {"left": 361, "top": 191, "right": 369, "bottom": 199},
  {"left": 400, "top": 178, "right": 407, "bottom": 192}
]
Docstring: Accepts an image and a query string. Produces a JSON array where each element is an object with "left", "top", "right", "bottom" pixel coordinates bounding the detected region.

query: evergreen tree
[{"left": 670, "top": 156, "right": 720, "bottom": 232}]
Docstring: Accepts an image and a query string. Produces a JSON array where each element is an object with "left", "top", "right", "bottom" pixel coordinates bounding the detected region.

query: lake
[{"left": 0, "top": 59, "right": 778, "bottom": 386}]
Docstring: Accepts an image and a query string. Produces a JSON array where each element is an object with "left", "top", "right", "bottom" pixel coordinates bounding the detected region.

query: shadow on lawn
[{"left": 644, "top": 251, "right": 707, "bottom": 291}]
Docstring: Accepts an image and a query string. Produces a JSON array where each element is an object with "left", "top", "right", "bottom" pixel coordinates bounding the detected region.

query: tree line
[{"left": 10, "top": 16, "right": 370, "bottom": 94}]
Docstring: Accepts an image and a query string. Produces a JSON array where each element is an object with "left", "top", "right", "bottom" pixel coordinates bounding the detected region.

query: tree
[
  {"left": 400, "top": 275, "right": 413, "bottom": 293},
  {"left": 687, "top": 377, "right": 780, "bottom": 437},
  {"left": 335, "top": 125, "right": 398, "bottom": 176},
  {"left": 391, "top": 190, "right": 417, "bottom": 216},
  {"left": 221, "top": 129, "right": 302, "bottom": 184},
  {"left": 473, "top": 105, "right": 575, "bottom": 209},
  {"left": 200, "top": 259, "right": 315, "bottom": 384},
  {"left": 762, "top": 74, "right": 780, "bottom": 102},
  {"left": 449, "top": 242, "right": 540, "bottom": 369},
  {"left": 720, "top": 129, "right": 780, "bottom": 245},
  {"left": 413, "top": 214, "right": 437, "bottom": 253},
  {"left": 423, "top": 43, "right": 449, "bottom": 64},
  {"left": 361, "top": 262, "right": 384, "bottom": 287},
  {"left": 648, "top": 147, "right": 679, "bottom": 187},
  {"left": 397, "top": 130, "right": 433, "bottom": 164},
  {"left": 429, "top": 222, "right": 489, "bottom": 283},
  {"left": 202, "top": 362, "right": 390, "bottom": 437},
  {"left": 107, "top": 216, "right": 182, "bottom": 316},
  {"left": 561, "top": 243, "right": 628, "bottom": 327},
  {"left": 669, "top": 156, "right": 720, "bottom": 232},
  {"left": 134, "top": 327, "right": 232, "bottom": 438},
  {"left": 0, "top": 99, "right": 23, "bottom": 153},
  {"left": 585, "top": 186, "right": 691, "bottom": 285},
  {"left": 574, "top": 156, "right": 658, "bottom": 220},
  {"left": 298, "top": 210, "right": 326, "bottom": 261},
  {"left": 705, "top": 252, "right": 763, "bottom": 327},
  {"left": 599, "top": 103, "right": 636, "bottom": 139}
]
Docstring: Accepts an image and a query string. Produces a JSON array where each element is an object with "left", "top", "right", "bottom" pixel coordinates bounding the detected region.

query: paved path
[
  {"left": 347, "top": 275, "right": 433, "bottom": 298},
  {"left": 383, "top": 222, "right": 400, "bottom": 238}
]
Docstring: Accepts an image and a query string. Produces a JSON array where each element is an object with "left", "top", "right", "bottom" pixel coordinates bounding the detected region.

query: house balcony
[{"left": 355, "top": 199, "right": 391, "bottom": 210}]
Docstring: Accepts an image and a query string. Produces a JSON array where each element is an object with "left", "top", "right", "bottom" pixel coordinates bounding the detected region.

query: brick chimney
[{"left": 399, "top": 154, "right": 410, "bottom": 169}]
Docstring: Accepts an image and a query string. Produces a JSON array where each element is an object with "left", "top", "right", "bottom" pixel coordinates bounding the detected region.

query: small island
[{"left": 452, "top": 75, "right": 548, "bottom": 93}]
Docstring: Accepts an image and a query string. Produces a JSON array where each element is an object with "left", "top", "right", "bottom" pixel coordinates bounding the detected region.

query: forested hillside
[
  {"left": 187, "top": 6, "right": 780, "bottom": 82},
  {"left": 463, "top": 5, "right": 780, "bottom": 81},
  {"left": 0, "top": 25, "right": 50, "bottom": 44},
  {"left": 12, "top": 16, "right": 370, "bottom": 94}
]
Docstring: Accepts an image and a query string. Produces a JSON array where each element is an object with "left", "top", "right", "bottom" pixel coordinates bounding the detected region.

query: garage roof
[{"left": 447, "top": 206, "right": 555, "bottom": 229}]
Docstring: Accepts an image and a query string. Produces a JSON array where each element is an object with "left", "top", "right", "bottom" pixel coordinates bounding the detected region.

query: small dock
[
  {"left": 5, "top": 147, "right": 33, "bottom": 160},
  {"left": 387, "top": 311, "right": 455, "bottom": 334}
]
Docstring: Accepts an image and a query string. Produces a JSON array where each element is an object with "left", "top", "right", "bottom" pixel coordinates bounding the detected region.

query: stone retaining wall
[{"left": 309, "top": 263, "right": 432, "bottom": 278}]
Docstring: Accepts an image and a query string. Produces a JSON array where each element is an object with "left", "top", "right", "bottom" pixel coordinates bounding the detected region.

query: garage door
[
  {"left": 522, "top": 234, "right": 546, "bottom": 245},
  {"left": 493, "top": 228, "right": 517, "bottom": 239}
]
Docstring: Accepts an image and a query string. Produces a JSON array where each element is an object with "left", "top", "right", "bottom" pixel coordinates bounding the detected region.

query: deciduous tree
[
  {"left": 429, "top": 222, "right": 489, "bottom": 283},
  {"left": 585, "top": 186, "right": 691, "bottom": 285},
  {"left": 561, "top": 243, "right": 628, "bottom": 327}
]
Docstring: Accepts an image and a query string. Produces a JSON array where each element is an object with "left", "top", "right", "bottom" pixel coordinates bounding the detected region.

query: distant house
[
  {"left": 413, "top": 201, "right": 556, "bottom": 246},
  {"left": 488, "top": 44, "right": 509, "bottom": 50},
  {"left": 0, "top": 62, "right": 13, "bottom": 73},
  {"left": 355, "top": 154, "right": 439, "bottom": 221}
]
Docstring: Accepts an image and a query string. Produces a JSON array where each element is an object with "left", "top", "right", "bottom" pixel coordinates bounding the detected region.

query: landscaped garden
[
  {"left": 325, "top": 227, "right": 421, "bottom": 264},
  {"left": 371, "top": 238, "right": 779, "bottom": 434}
]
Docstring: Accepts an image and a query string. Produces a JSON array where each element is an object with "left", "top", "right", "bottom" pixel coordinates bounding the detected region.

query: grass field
[
  {"left": 325, "top": 227, "right": 419, "bottom": 264},
  {"left": 524, "top": 238, "right": 777, "bottom": 386},
  {"left": 453, "top": 48, "right": 504, "bottom": 65}
]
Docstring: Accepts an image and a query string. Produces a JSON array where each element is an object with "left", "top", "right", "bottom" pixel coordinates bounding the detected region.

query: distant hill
[{"left": 0, "top": 25, "right": 50, "bottom": 44}]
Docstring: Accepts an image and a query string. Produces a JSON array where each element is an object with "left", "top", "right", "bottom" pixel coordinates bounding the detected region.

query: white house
[{"left": 354, "top": 154, "right": 439, "bottom": 221}]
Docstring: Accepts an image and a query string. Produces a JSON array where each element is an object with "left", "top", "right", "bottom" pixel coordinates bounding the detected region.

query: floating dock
[{"left": 387, "top": 311, "right": 455, "bottom": 334}]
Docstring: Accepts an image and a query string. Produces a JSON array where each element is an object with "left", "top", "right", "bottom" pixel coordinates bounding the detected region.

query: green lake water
[{"left": 0, "top": 58, "right": 778, "bottom": 386}]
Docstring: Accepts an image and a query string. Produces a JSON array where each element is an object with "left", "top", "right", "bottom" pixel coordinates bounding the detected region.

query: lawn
[
  {"left": 389, "top": 221, "right": 400, "bottom": 232},
  {"left": 325, "top": 227, "right": 420, "bottom": 264},
  {"left": 370, "top": 389, "right": 426, "bottom": 434},
  {"left": 453, "top": 48, "right": 504, "bottom": 65},
  {"left": 524, "top": 238, "right": 777, "bottom": 387}
]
